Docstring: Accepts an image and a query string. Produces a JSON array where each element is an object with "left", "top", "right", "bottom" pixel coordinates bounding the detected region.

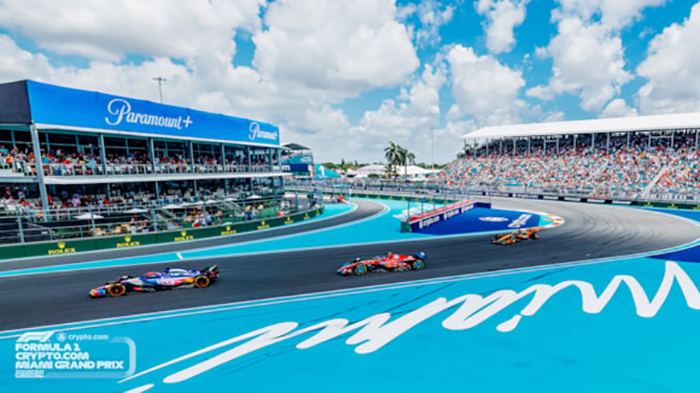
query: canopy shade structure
[
  {"left": 283, "top": 143, "right": 311, "bottom": 151},
  {"left": 124, "top": 208, "right": 148, "bottom": 213},
  {"left": 465, "top": 112, "right": 700, "bottom": 139},
  {"left": 75, "top": 213, "right": 104, "bottom": 219}
]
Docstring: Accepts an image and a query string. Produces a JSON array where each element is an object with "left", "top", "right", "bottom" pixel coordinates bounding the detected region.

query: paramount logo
[
  {"left": 105, "top": 99, "right": 193, "bottom": 130},
  {"left": 248, "top": 122, "right": 277, "bottom": 141}
]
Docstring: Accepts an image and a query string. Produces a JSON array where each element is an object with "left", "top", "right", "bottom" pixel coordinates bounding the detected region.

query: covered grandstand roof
[
  {"left": 0, "top": 80, "right": 281, "bottom": 147},
  {"left": 283, "top": 143, "right": 311, "bottom": 151},
  {"left": 466, "top": 112, "right": 700, "bottom": 139}
]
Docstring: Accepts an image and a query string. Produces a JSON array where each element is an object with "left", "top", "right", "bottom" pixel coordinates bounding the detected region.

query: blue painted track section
[
  {"left": 3, "top": 251, "right": 700, "bottom": 392},
  {"left": 416, "top": 207, "right": 541, "bottom": 235}
]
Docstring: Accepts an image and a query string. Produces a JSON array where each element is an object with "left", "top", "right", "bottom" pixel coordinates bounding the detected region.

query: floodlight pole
[
  {"left": 431, "top": 127, "right": 435, "bottom": 172},
  {"left": 430, "top": 127, "right": 435, "bottom": 189},
  {"left": 152, "top": 77, "right": 167, "bottom": 103}
]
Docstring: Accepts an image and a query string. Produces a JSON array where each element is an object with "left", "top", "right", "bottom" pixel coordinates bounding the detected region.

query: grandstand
[
  {"left": 281, "top": 143, "right": 314, "bottom": 178},
  {"left": 436, "top": 112, "right": 700, "bottom": 202},
  {"left": 0, "top": 80, "right": 289, "bottom": 242}
]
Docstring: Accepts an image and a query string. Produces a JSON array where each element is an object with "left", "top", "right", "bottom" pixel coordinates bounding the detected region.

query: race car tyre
[
  {"left": 411, "top": 259, "right": 425, "bottom": 270},
  {"left": 108, "top": 283, "right": 126, "bottom": 297},
  {"left": 531, "top": 232, "right": 540, "bottom": 240},
  {"left": 194, "top": 275, "right": 211, "bottom": 288},
  {"left": 353, "top": 264, "right": 368, "bottom": 276}
]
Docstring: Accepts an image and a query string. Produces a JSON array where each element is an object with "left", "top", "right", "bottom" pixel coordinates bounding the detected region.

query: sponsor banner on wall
[
  {"left": 410, "top": 200, "right": 476, "bottom": 231},
  {"left": 489, "top": 192, "right": 511, "bottom": 197},
  {"left": 612, "top": 200, "right": 633, "bottom": 205},
  {"left": 23, "top": 80, "right": 279, "bottom": 146},
  {"left": 513, "top": 193, "right": 541, "bottom": 200}
]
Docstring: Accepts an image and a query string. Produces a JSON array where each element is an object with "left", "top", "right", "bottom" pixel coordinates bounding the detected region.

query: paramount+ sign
[{"left": 25, "top": 80, "right": 281, "bottom": 146}]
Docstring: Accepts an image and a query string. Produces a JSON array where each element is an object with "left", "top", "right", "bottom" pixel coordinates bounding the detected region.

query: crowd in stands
[
  {"left": 0, "top": 178, "right": 279, "bottom": 213},
  {"left": 0, "top": 144, "right": 273, "bottom": 177},
  {"left": 0, "top": 145, "right": 36, "bottom": 175},
  {"left": 439, "top": 132, "right": 700, "bottom": 199}
]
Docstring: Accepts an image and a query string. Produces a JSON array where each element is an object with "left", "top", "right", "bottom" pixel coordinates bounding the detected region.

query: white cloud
[
  {"left": 541, "top": 111, "right": 565, "bottom": 122},
  {"left": 600, "top": 98, "right": 638, "bottom": 118},
  {"left": 397, "top": 3, "right": 417, "bottom": 20},
  {"left": 0, "top": 0, "right": 428, "bottom": 163},
  {"left": 253, "top": 0, "right": 419, "bottom": 98},
  {"left": 347, "top": 63, "right": 448, "bottom": 162},
  {"left": 415, "top": 0, "right": 455, "bottom": 47},
  {"left": 529, "top": 0, "right": 666, "bottom": 113},
  {"left": 0, "top": 0, "right": 264, "bottom": 61},
  {"left": 447, "top": 45, "right": 527, "bottom": 125},
  {"left": 476, "top": 0, "right": 528, "bottom": 54},
  {"left": 526, "top": 17, "right": 631, "bottom": 112},
  {"left": 554, "top": 0, "right": 666, "bottom": 31},
  {"left": 637, "top": 3, "right": 700, "bottom": 115}
]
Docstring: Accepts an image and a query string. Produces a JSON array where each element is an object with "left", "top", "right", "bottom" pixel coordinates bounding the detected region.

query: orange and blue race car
[
  {"left": 89, "top": 265, "right": 219, "bottom": 298},
  {"left": 491, "top": 228, "right": 540, "bottom": 245},
  {"left": 337, "top": 252, "right": 425, "bottom": 276}
]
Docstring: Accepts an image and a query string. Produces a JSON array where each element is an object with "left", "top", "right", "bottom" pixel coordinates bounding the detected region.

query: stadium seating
[{"left": 440, "top": 132, "right": 700, "bottom": 199}]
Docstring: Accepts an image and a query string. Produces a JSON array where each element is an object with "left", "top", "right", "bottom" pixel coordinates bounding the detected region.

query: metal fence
[
  {"left": 0, "top": 191, "right": 320, "bottom": 245},
  {"left": 286, "top": 179, "right": 700, "bottom": 204}
]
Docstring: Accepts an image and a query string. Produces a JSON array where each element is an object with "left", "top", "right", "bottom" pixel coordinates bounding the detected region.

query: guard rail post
[
  {"left": 17, "top": 210, "right": 24, "bottom": 244},
  {"left": 152, "top": 207, "right": 158, "bottom": 232},
  {"left": 90, "top": 207, "right": 97, "bottom": 237}
]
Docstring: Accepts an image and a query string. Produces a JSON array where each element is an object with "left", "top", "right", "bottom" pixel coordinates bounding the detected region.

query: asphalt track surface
[{"left": 2, "top": 198, "right": 700, "bottom": 331}]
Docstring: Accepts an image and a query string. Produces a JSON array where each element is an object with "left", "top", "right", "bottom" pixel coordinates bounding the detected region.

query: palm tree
[
  {"left": 384, "top": 163, "right": 396, "bottom": 178},
  {"left": 385, "top": 141, "right": 406, "bottom": 177},
  {"left": 403, "top": 149, "right": 416, "bottom": 179}
]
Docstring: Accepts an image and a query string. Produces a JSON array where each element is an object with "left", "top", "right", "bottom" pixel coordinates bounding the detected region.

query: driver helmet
[
  {"left": 354, "top": 257, "right": 361, "bottom": 262},
  {"left": 164, "top": 267, "right": 170, "bottom": 274}
]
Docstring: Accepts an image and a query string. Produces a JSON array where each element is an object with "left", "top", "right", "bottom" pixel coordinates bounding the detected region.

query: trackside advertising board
[
  {"left": 409, "top": 200, "right": 491, "bottom": 232},
  {"left": 0, "top": 80, "right": 280, "bottom": 146}
]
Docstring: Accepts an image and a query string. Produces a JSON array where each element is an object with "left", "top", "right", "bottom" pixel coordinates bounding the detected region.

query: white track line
[{"left": 1, "top": 231, "right": 698, "bottom": 338}]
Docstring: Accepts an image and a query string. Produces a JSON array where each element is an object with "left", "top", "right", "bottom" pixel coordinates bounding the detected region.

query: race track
[{"left": 2, "top": 198, "right": 699, "bottom": 331}]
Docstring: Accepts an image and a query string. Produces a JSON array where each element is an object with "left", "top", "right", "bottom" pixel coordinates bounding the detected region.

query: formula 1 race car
[
  {"left": 89, "top": 265, "right": 219, "bottom": 298},
  {"left": 491, "top": 228, "right": 540, "bottom": 245},
  {"left": 337, "top": 252, "right": 425, "bottom": 276}
]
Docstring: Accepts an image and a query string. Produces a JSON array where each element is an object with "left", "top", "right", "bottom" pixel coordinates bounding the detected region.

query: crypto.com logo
[{"left": 479, "top": 217, "right": 509, "bottom": 222}]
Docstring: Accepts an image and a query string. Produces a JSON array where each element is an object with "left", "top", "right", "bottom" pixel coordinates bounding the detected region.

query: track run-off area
[{"left": 3, "top": 197, "right": 700, "bottom": 392}]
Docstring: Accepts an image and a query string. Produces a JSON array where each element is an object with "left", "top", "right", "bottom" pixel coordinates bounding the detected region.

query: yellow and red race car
[{"left": 491, "top": 228, "right": 540, "bottom": 245}]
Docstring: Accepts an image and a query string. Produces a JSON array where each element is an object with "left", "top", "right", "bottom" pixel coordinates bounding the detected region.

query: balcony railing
[{"left": 4, "top": 161, "right": 279, "bottom": 178}]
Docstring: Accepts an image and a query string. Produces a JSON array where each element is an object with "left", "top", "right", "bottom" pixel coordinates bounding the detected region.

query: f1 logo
[{"left": 17, "top": 331, "right": 54, "bottom": 342}]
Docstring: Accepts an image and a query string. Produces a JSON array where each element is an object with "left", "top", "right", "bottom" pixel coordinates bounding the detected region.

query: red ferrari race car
[
  {"left": 491, "top": 228, "right": 540, "bottom": 245},
  {"left": 337, "top": 252, "right": 425, "bottom": 276}
]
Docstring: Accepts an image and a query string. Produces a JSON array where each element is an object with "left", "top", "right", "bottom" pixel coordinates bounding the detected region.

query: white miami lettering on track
[{"left": 120, "top": 261, "right": 700, "bottom": 387}]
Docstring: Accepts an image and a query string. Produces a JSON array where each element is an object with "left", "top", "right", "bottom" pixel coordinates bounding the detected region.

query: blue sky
[{"left": 0, "top": 0, "right": 699, "bottom": 163}]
